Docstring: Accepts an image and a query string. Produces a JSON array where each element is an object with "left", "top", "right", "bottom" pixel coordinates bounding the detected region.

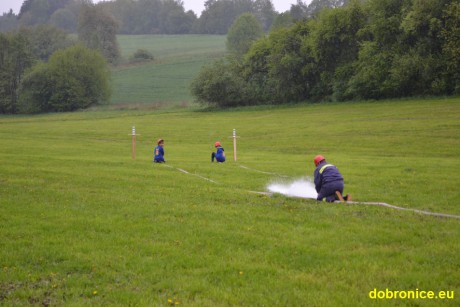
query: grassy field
[
  {"left": 1, "top": 98, "right": 459, "bottom": 305},
  {"left": 110, "top": 35, "right": 226, "bottom": 107}
]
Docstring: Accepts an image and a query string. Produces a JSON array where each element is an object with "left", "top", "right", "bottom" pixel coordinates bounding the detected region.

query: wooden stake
[
  {"left": 232, "top": 129, "right": 238, "bottom": 162},
  {"left": 131, "top": 126, "right": 138, "bottom": 160}
]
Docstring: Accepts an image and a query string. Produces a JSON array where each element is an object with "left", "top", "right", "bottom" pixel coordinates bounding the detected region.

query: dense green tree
[
  {"left": 0, "top": 10, "right": 19, "bottom": 33},
  {"left": 401, "top": 0, "right": 450, "bottom": 53},
  {"left": 17, "top": 62, "right": 52, "bottom": 113},
  {"left": 160, "top": 0, "right": 196, "bottom": 34},
  {"left": 269, "top": 12, "right": 294, "bottom": 32},
  {"left": 341, "top": 0, "right": 409, "bottom": 100},
  {"left": 18, "top": 0, "right": 51, "bottom": 26},
  {"left": 289, "top": 0, "right": 309, "bottom": 20},
  {"left": 3, "top": 0, "right": 278, "bottom": 35},
  {"left": 360, "top": 0, "right": 411, "bottom": 49},
  {"left": 227, "top": 13, "right": 264, "bottom": 57},
  {"left": 351, "top": 0, "right": 455, "bottom": 98},
  {"left": 101, "top": 0, "right": 135, "bottom": 34},
  {"left": 253, "top": 0, "right": 276, "bottom": 31},
  {"left": 49, "top": 8, "right": 78, "bottom": 32},
  {"left": 190, "top": 59, "right": 247, "bottom": 107},
  {"left": 100, "top": 0, "right": 195, "bottom": 34},
  {"left": 0, "top": 25, "right": 75, "bottom": 114},
  {"left": 265, "top": 24, "right": 313, "bottom": 102},
  {"left": 345, "top": 42, "right": 392, "bottom": 99},
  {"left": 48, "top": 45, "right": 111, "bottom": 111},
  {"left": 18, "top": 0, "right": 74, "bottom": 27},
  {"left": 189, "top": 0, "right": 460, "bottom": 106},
  {"left": 242, "top": 37, "right": 273, "bottom": 103},
  {"left": 387, "top": 52, "right": 439, "bottom": 97},
  {"left": 196, "top": 0, "right": 276, "bottom": 34},
  {"left": 197, "top": 0, "right": 250, "bottom": 34},
  {"left": 78, "top": 3, "right": 120, "bottom": 63},
  {"left": 19, "top": 25, "right": 74, "bottom": 61},
  {"left": 307, "top": 0, "right": 350, "bottom": 16},
  {"left": 289, "top": 0, "right": 350, "bottom": 20},
  {"left": 19, "top": 45, "right": 111, "bottom": 113},
  {"left": 441, "top": 2, "right": 460, "bottom": 93},
  {"left": 308, "top": 0, "right": 367, "bottom": 99},
  {"left": 0, "top": 32, "right": 35, "bottom": 114}
]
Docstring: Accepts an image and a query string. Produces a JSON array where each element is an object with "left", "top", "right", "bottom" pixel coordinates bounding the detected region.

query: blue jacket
[
  {"left": 215, "top": 147, "right": 225, "bottom": 162},
  {"left": 314, "top": 161, "right": 343, "bottom": 193},
  {"left": 154, "top": 145, "right": 165, "bottom": 162}
]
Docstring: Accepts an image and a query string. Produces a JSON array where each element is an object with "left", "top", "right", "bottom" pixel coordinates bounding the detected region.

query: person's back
[
  {"left": 314, "top": 161, "right": 343, "bottom": 189},
  {"left": 313, "top": 155, "right": 347, "bottom": 202},
  {"left": 215, "top": 147, "right": 225, "bottom": 162}
]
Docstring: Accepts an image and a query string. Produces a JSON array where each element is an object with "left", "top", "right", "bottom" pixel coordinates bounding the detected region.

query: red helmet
[
  {"left": 214, "top": 141, "right": 221, "bottom": 147},
  {"left": 314, "top": 155, "right": 325, "bottom": 166}
]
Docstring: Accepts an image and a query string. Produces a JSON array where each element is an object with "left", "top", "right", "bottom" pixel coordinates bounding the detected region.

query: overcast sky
[{"left": 1, "top": 0, "right": 310, "bottom": 16}]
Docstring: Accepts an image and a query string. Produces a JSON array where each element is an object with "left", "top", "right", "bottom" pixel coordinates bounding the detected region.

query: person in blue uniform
[
  {"left": 313, "top": 155, "right": 350, "bottom": 202},
  {"left": 153, "top": 139, "right": 165, "bottom": 163},
  {"left": 211, "top": 141, "right": 226, "bottom": 163}
]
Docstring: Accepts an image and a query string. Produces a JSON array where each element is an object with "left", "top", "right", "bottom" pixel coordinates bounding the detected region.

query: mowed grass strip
[{"left": 0, "top": 98, "right": 459, "bottom": 305}]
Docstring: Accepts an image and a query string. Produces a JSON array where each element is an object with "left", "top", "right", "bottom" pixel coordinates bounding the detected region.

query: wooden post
[
  {"left": 132, "top": 126, "right": 136, "bottom": 160},
  {"left": 232, "top": 128, "right": 237, "bottom": 162}
]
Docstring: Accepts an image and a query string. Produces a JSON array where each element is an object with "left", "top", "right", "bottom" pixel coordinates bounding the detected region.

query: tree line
[
  {"left": 0, "top": 3, "right": 116, "bottom": 114},
  {"left": 1, "top": 0, "right": 458, "bottom": 113},
  {"left": 0, "top": 0, "right": 346, "bottom": 114},
  {"left": 0, "top": 0, "right": 340, "bottom": 34},
  {"left": 191, "top": 0, "right": 460, "bottom": 107}
]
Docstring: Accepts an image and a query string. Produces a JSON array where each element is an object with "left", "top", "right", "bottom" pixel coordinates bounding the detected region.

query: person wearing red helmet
[
  {"left": 211, "top": 141, "right": 226, "bottom": 163},
  {"left": 313, "top": 155, "right": 351, "bottom": 202}
]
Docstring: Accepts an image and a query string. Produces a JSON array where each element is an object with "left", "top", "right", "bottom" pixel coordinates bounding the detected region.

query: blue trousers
[
  {"left": 317, "top": 180, "right": 344, "bottom": 202},
  {"left": 211, "top": 152, "right": 225, "bottom": 162}
]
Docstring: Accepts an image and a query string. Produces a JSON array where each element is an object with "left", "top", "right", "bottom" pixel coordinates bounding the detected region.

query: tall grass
[{"left": 0, "top": 98, "right": 459, "bottom": 305}]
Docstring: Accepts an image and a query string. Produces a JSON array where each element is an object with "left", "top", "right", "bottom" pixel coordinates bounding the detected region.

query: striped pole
[{"left": 132, "top": 126, "right": 136, "bottom": 160}]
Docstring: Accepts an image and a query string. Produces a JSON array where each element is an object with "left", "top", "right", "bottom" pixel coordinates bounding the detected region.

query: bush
[
  {"left": 190, "top": 59, "right": 247, "bottom": 107},
  {"left": 19, "top": 45, "right": 111, "bottom": 113},
  {"left": 131, "top": 49, "right": 154, "bottom": 61},
  {"left": 18, "top": 63, "right": 52, "bottom": 113}
]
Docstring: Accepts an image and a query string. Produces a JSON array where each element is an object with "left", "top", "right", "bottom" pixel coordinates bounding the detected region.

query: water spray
[{"left": 267, "top": 178, "right": 317, "bottom": 199}]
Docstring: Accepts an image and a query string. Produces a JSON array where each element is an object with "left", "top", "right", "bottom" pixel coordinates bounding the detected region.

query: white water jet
[{"left": 267, "top": 177, "right": 317, "bottom": 199}]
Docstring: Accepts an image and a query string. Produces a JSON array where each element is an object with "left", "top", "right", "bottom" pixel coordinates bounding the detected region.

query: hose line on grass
[
  {"left": 343, "top": 201, "right": 460, "bottom": 220},
  {"left": 159, "top": 163, "right": 460, "bottom": 221}
]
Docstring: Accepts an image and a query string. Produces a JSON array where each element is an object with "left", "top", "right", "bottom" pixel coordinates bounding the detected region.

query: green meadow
[
  {"left": 1, "top": 98, "right": 459, "bottom": 305},
  {"left": 111, "top": 35, "right": 226, "bottom": 107}
]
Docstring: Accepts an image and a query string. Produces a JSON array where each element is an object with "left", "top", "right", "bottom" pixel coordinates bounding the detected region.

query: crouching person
[
  {"left": 153, "top": 139, "right": 165, "bottom": 163},
  {"left": 211, "top": 141, "right": 226, "bottom": 163},
  {"left": 313, "top": 155, "right": 351, "bottom": 202}
]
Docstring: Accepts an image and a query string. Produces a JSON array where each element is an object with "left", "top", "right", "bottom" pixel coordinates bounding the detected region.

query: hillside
[{"left": 110, "top": 35, "right": 226, "bottom": 107}]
